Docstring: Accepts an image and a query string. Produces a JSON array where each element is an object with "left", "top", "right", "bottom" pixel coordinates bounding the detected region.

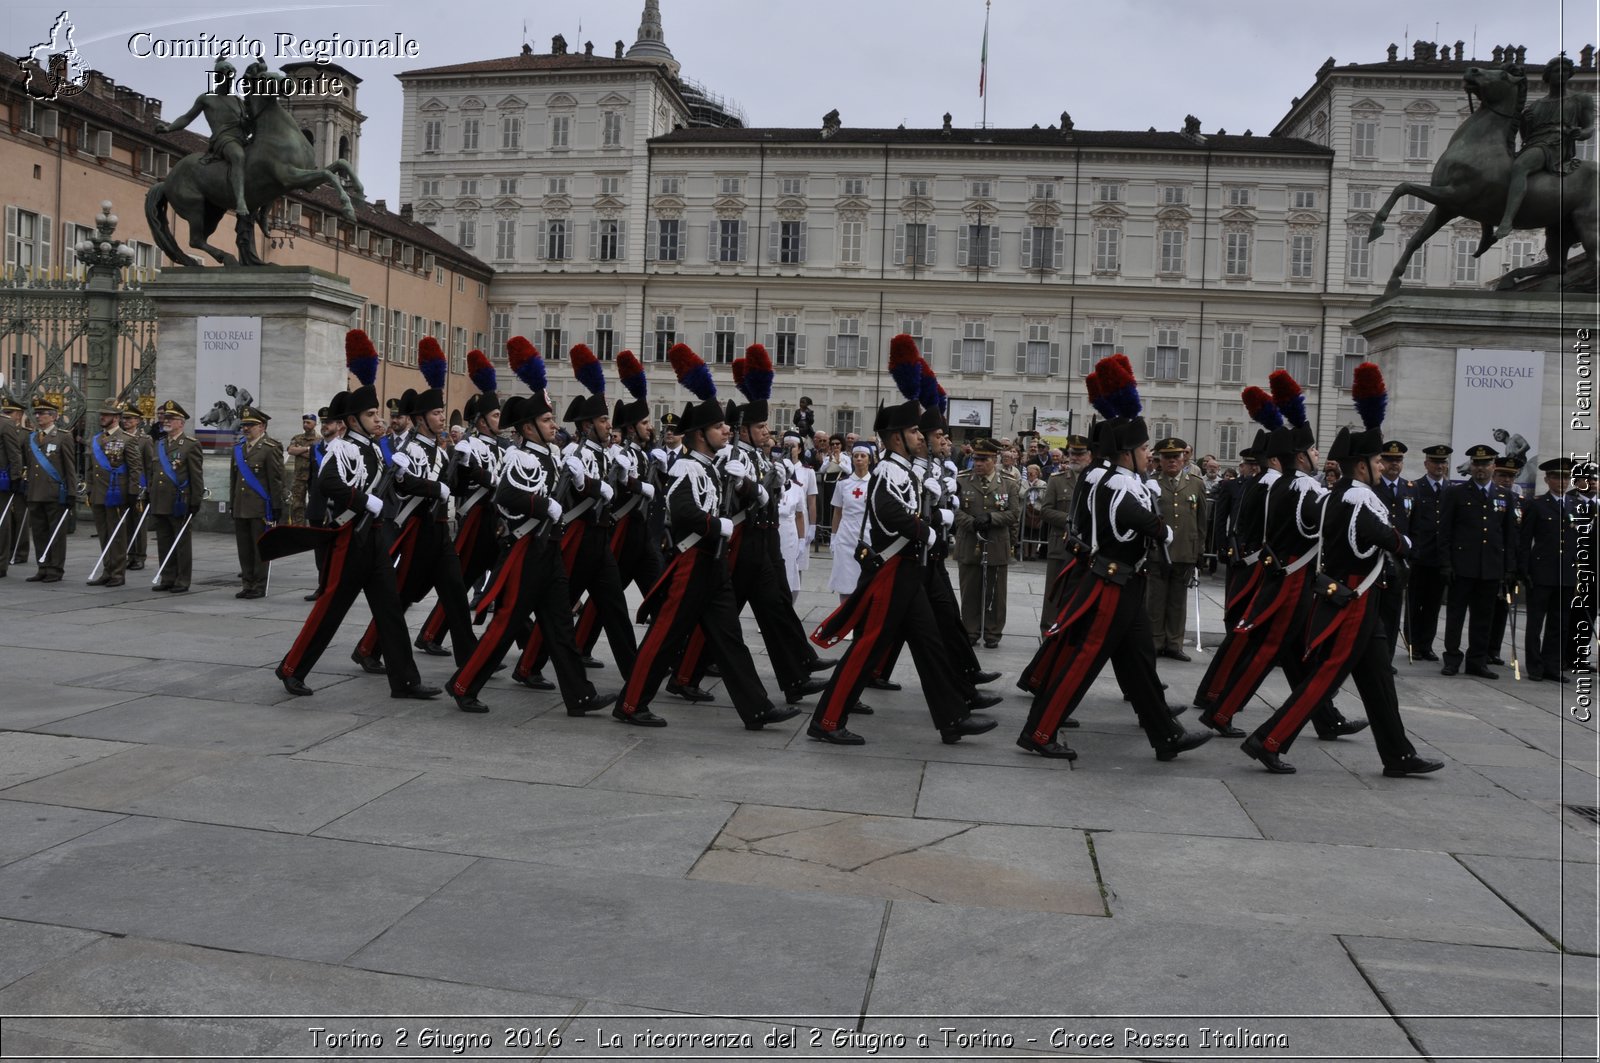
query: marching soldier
[
  {"left": 85, "top": 397, "right": 142, "bottom": 587},
  {"left": 23, "top": 396, "right": 75, "bottom": 583},
  {"left": 1372, "top": 441, "right": 1416, "bottom": 664},
  {"left": 229, "top": 406, "right": 284, "bottom": 599},
  {"left": 147, "top": 400, "right": 205, "bottom": 593},
  {"left": 285, "top": 413, "right": 319, "bottom": 525},
  {"left": 1405, "top": 444, "right": 1453, "bottom": 661},
  {"left": 1487, "top": 454, "right": 1528, "bottom": 667},
  {"left": 118, "top": 402, "right": 153, "bottom": 570},
  {"left": 1147, "top": 436, "right": 1208, "bottom": 660},
  {"left": 302, "top": 404, "right": 342, "bottom": 603},
  {"left": 1439, "top": 443, "right": 1518, "bottom": 678},
  {"left": 0, "top": 392, "right": 29, "bottom": 577},
  {"left": 1520, "top": 457, "right": 1577, "bottom": 682},
  {"left": 953, "top": 438, "right": 1023, "bottom": 647},
  {"left": 1038, "top": 434, "right": 1091, "bottom": 634}
]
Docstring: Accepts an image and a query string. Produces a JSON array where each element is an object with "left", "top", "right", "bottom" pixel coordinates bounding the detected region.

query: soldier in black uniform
[
  {"left": 302, "top": 404, "right": 341, "bottom": 602},
  {"left": 1371, "top": 441, "right": 1415, "bottom": 665},
  {"left": 1439, "top": 443, "right": 1518, "bottom": 678},
  {"left": 1486, "top": 454, "right": 1529, "bottom": 668},
  {"left": 1405, "top": 444, "right": 1453, "bottom": 661},
  {"left": 1520, "top": 457, "right": 1577, "bottom": 682}
]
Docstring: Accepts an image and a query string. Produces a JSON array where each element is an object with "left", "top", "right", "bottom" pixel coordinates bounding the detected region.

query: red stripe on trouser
[
  {"left": 620, "top": 551, "right": 697, "bottom": 714},
  {"left": 1202, "top": 627, "right": 1252, "bottom": 705},
  {"left": 811, "top": 568, "right": 880, "bottom": 647},
  {"left": 450, "top": 536, "right": 532, "bottom": 697},
  {"left": 1049, "top": 555, "right": 1079, "bottom": 597},
  {"left": 281, "top": 525, "right": 353, "bottom": 677},
  {"left": 1024, "top": 635, "right": 1069, "bottom": 692},
  {"left": 1031, "top": 582, "right": 1119, "bottom": 744},
  {"left": 1212, "top": 568, "right": 1309, "bottom": 725},
  {"left": 1228, "top": 564, "right": 1264, "bottom": 611},
  {"left": 673, "top": 527, "right": 741, "bottom": 683},
  {"left": 815, "top": 556, "right": 901, "bottom": 730},
  {"left": 357, "top": 519, "right": 422, "bottom": 657},
  {"left": 422, "top": 507, "right": 483, "bottom": 643},
  {"left": 1263, "top": 593, "right": 1369, "bottom": 752},
  {"left": 515, "top": 522, "right": 587, "bottom": 677}
]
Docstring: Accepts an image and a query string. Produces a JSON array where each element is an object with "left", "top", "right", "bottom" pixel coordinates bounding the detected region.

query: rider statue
[
  {"left": 1494, "top": 54, "right": 1596, "bottom": 240},
  {"left": 156, "top": 57, "right": 252, "bottom": 218}
]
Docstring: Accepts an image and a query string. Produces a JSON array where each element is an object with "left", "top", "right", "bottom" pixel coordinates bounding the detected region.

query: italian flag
[{"left": 978, "top": 2, "right": 990, "bottom": 97}]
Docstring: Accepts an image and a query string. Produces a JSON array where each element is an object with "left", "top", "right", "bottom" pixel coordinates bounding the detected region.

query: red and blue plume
[
  {"left": 467, "top": 349, "right": 497, "bottom": 394},
  {"left": 1268, "top": 370, "right": 1308, "bottom": 429},
  {"left": 418, "top": 336, "right": 448, "bottom": 390},
  {"left": 917, "top": 359, "right": 945, "bottom": 413},
  {"left": 742, "top": 343, "right": 774, "bottom": 401},
  {"left": 888, "top": 334, "right": 924, "bottom": 402},
  {"left": 345, "top": 329, "right": 379, "bottom": 387},
  {"left": 616, "top": 350, "right": 647, "bottom": 400},
  {"left": 731, "top": 357, "right": 749, "bottom": 398},
  {"left": 1084, "top": 372, "right": 1116, "bottom": 420},
  {"left": 506, "top": 336, "right": 546, "bottom": 393},
  {"left": 569, "top": 343, "right": 606, "bottom": 397},
  {"left": 1351, "top": 362, "right": 1388, "bottom": 430},
  {"left": 668, "top": 343, "right": 716, "bottom": 401},
  {"left": 1094, "top": 356, "right": 1142, "bottom": 419},
  {"left": 1241, "top": 386, "right": 1284, "bottom": 430}
]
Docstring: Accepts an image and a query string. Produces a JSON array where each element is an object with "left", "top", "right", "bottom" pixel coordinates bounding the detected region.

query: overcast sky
[{"left": 6, "top": 0, "right": 1594, "bottom": 203}]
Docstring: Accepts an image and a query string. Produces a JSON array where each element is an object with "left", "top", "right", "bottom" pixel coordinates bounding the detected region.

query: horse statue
[
  {"left": 145, "top": 70, "right": 364, "bottom": 267},
  {"left": 1368, "top": 63, "right": 1597, "bottom": 291}
]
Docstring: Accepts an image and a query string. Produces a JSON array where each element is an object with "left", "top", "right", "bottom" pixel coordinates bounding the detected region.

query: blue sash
[
  {"left": 158, "top": 438, "right": 190, "bottom": 518},
  {"left": 312, "top": 442, "right": 326, "bottom": 467},
  {"left": 28, "top": 434, "right": 66, "bottom": 504},
  {"left": 91, "top": 433, "right": 125, "bottom": 508},
  {"left": 379, "top": 436, "right": 395, "bottom": 466},
  {"left": 233, "top": 442, "right": 274, "bottom": 522}
]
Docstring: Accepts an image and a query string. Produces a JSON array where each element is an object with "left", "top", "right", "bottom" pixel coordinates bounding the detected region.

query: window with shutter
[
  {"left": 893, "top": 224, "right": 906, "bottom": 265},
  {"left": 1019, "top": 226, "right": 1033, "bottom": 268},
  {"left": 923, "top": 224, "right": 937, "bottom": 265}
]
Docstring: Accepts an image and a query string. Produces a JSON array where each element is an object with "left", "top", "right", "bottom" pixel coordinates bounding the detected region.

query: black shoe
[
  {"left": 613, "top": 705, "right": 667, "bottom": 727},
  {"left": 1016, "top": 735, "right": 1077, "bottom": 760},
  {"left": 1390, "top": 666, "right": 1398, "bottom": 675},
  {"left": 303, "top": 590, "right": 321, "bottom": 602},
  {"left": 513, "top": 670, "right": 555, "bottom": 691},
  {"left": 1488, "top": 655, "right": 1506, "bottom": 666},
  {"left": 580, "top": 655, "right": 603, "bottom": 670},
  {"left": 275, "top": 669, "right": 313, "bottom": 697},
  {"left": 848, "top": 701, "right": 875, "bottom": 715},
  {"left": 1315, "top": 718, "right": 1370, "bottom": 740},
  {"left": 1383, "top": 754, "right": 1445, "bottom": 778},
  {"left": 784, "top": 676, "right": 828, "bottom": 703},
  {"left": 1241, "top": 735, "right": 1295, "bottom": 774},
  {"left": 941, "top": 713, "right": 999, "bottom": 744},
  {"left": 1154, "top": 728, "right": 1211, "bottom": 761},
  {"left": 127, "top": 560, "right": 144, "bottom": 570},
  {"left": 967, "top": 691, "right": 1003, "bottom": 711},
  {"left": 1198, "top": 710, "right": 1245, "bottom": 738},
  {"left": 414, "top": 637, "right": 451, "bottom": 657},
  {"left": 234, "top": 589, "right": 251, "bottom": 598},
  {"left": 666, "top": 682, "right": 714, "bottom": 703},
  {"left": 87, "top": 576, "right": 111, "bottom": 587},
  {"left": 745, "top": 705, "right": 801, "bottom": 730},
  {"left": 1416, "top": 649, "right": 1439, "bottom": 661},
  {"left": 103, "top": 577, "right": 124, "bottom": 588},
  {"left": 1440, "top": 662, "right": 1459, "bottom": 677},
  {"left": 454, "top": 694, "right": 489, "bottom": 713},
  {"left": 152, "top": 582, "right": 174, "bottom": 592},
  {"left": 806, "top": 657, "right": 836, "bottom": 674},
  {"left": 807, "top": 722, "right": 864, "bottom": 745},
  {"left": 24, "top": 573, "right": 46, "bottom": 582},
  {"left": 983, "top": 639, "right": 1000, "bottom": 649},
  {"left": 1060, "top": 717, "right": 1080, "bottom": 729},
  {"left": 704, "top": 662, "right": 723, "bottom": 677},
  {"left": 970, "top": 669, "right": 1001, "bottom": 685},
  {"left": 1162, "top": 649, "right": 1194, "bottom": 663},
  {"left": 1526, "top": 672, "right": 1544, "bottom": 682},
  {"left": 351, "top": 650, "right": 385, "bottom": 675},
  {"left": 866, "top": 677, "right": 901, "bottom": 691},
  {"left": 1465, "top": 665, "right": 1499, "bottom": 680},
  {"left": 392, "top": 684, "right": 441, "bottom": 700},
  {"left": 166, "top": 584, "right": 186, "bottom": 593},
  {"left": 569, "top": 691, "right": 617, "bottom": 716}
]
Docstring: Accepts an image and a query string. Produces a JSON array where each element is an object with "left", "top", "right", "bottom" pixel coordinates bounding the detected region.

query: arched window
[{"left": 338, "top": 135, "right": 350, "bottom": 160}]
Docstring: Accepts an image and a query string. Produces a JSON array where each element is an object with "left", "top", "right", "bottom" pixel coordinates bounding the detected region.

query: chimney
[
  {"left": 1060, "top": 111, "right": 1073, "bottom": 132},
  {"left": 941, "top": 112, "right": 952, "bottom": 131},
  {"left": 1454, "top": 41, "right": 1465, "bottom": 60},
  {"left": 1581, "top": 44, "right": 1595, "bottom": 70},
  {"left": 584, "top": 40, "right": 594, "bottom": 56},
  {"left": 615, "top": 40, "right": 625, "bottom": 58},
  {"left": 374, "top": 199, "right": 386, "bottom": 212},
  {"left": 1387, "top": 43, "right": 1398, "bottom": 62},
  {"left": 551, "top": 34, "right": 567, "bottom": 55},
  {"left": 821, "top": 109, "right": 841, "bottom": 137},
  {"left": 399, "top": 203, "right": 413, "bottom": 221}
]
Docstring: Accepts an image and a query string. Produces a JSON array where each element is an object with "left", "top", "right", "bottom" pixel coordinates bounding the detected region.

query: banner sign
[
  {"left": 947, "top": 398, "right": 993, "bottom": 431},
  {"left": 195, "top": 316, "right": 262, "bottom": 448},
  {"left": 1034, "top": 408, "right": 1075, "bottom": 448},
  {"left": 1450, "top": 348, "right": 1543, "bottom": 488}
]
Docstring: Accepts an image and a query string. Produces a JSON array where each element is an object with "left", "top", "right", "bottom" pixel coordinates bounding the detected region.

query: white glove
[
  {"left": 614, "top": 450, "right": 637, "bottom": 476},
  {"left": 757, "top": 485, "right": 770, "bottom": 507},
  {"left": 563, "top": 455, "right": 587, "bottom": 488},
  {"left": 926, "top": 527, "right": 937, "bottom": 546},
  {"left": 598, "top": 481, "right": 614, "bottom": 502},
  {"left": 390, "top": 451, "right": 414, "bottom": 475},
  {"left": 650, "top": 448, "right": 669, "bottom": 467},
  {"left": 639, "top": 481, "right": 656, "bottom": 500},
  {"left": 804, "top": 525, "right": 816, "bottom": 544},
  {"left": 1145, "top": 478, "right": 1163, "bottom": 497},
  {"left": 724, "top": 459, "right": 750, "bottom": 480},
  {"left": 922, "top": 478, "right": 942, "bottom": 498},
  {"left": 546, "top": 498, "right": 564, "bottom": 523},
  {"left": 715, "top": 445, "right": 735, "bottom": 462},
  {"left": 1401, "top": 534, "right": 1412, "bottom": 551},
  {"left": 453, "top": 438, "right": 477, "bottom": 459},
  {"left": 362, "top": 494, "right": 383, "bottom": 516},
  {"left": 437, "top": 483, "right": 452, "bottom": 502},
  {"left": 944, "top": 476, "right": 958, "bottom": 495},
  {"left": 939, "top": 508, "right": 955, "bottom": 527},
  {"left": 719, "top": 517, "right": 734, "bottom": 539},
  {"left": 943, "top": 460, "right": 958, "bottom": 477}
]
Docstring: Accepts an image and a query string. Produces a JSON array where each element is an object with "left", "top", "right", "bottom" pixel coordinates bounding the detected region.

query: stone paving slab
[
  {"left": 350, "top": 858, "right": 885, "bottom": 1016},
  {"left": 35, "top": 694, "right": 370, "bottom": 755},
  {"left": 0, "top": 818, "right": 473, "bottom": 963},
  {"left": 1456, "top": 853, "right": 1600, "bottom": 954},
  {"left": 1341, "top": 935, "right": 1598, "bottom": 1061},
  {"left": 0, "top": 918, "right": 102, "bottom": 990},
  {"left": 0, "top": 746, "right": 242, "bottom": 811},
  {"left": 865, "top": 903, "right": 1421, "bottom": 1058},
  {"left": 916, "top": 761, "right": 1261, "bottom": 838},
  {"left": 1092, "top": 831, "right": 1551, "bottom": 949},
  {"left": 0, "top": 646, "right": 150, "bottom": 683},
  {"left": 62, "top": 658, "right": 345, "bottom": 707},
  {"left": 0, "top": 732, "right": 133, "bottom": 789},
  {"left": 0, "top": 679, "right": 147, "bottom": 730},
  {"left": 0, "top": 800, "right": 123, "bottom": 867},
  {"left": 317, "top": 772, "right": 735, "bottom": 877}
]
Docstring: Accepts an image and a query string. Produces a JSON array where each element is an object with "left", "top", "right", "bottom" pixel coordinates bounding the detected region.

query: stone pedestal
[
  {"left": 1352, "top": 289, "right": 1599, "bottom": 472},
  {"left": 145, "top": 266, "right": 363, "bottom": 532}
]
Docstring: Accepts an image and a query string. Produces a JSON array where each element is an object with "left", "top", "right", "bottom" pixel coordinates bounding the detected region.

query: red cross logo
[{"left": 852, "top": 486, "right": 865, "bottom": 499}]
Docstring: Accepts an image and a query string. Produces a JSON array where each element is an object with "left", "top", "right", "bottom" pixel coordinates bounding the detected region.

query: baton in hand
[{"left": 86, "top": 506, "right": 133, "bottom": 583}]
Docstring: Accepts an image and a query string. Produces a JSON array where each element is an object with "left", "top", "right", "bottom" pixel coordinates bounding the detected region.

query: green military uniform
[
  {"left": 286, "top": 418, "right": 319, "bottom": 525},
  {"left": 118, "top": 404, "right": 154, "bottom": 568},
  {"left": 22, "top": 398, "right": 76, "bottom": 582},
  {"left": 952, "top": 438, "right": 1023, "bottom": 646},
  {"left": 230, "top": 406, "right": 285, "bottom": 598},
  {"left": 0, "top": 393, "right": 28, "bottom": 575},
  {"left": 148, "top": 400, "right": 206, "bottom": 593},
  {"left": 1147, "top": 437, "right": 1209, "bottom": 658},
  {"left": 85, "top": 399, "right": 144, "bottom": 587},
  {"left": 1037, "top": 466, "right": 1079, "bottom": 632}
]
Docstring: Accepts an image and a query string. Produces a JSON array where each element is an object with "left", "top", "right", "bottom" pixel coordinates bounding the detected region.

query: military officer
[
  {"left": 953, "top": 438, "right": 1023, "bottom": 647},
  {"left": 230, "top": 406, "right": 284, "bottom": 598},
  {"left": 1372, "top": 440, "right": 1416, "bottom": 664},
  {"left": 118, "top": 402, "right": 154, "bottom": 570},
  {"left": 1037, "top": 434, "right": 1091, "bottom": 634},
  {"left": 1405, "top": 444, "right": 1452, "bottom": 661},
  {"left": 1147, "top": 436, "right": 1208, "bottom": 660},
  {"left": 1439, "top": 443, "right": 1517, "bottom": 677},
  {"left": 0, "top": 391, "right": 28, "bottom": 576},
  {"left": 148, "top": 400, "right": 206, "bottom": 593},
  {"left": 85, "top": 397, "right": 142, "bottom": 587},
  {"left": 285, "top": 413, "right": 319, "bottom": 525},
  {"left": 1520, "top": 458, "right": 1577, "bottom": 682},
  {"left": 23, "top": 396, "right": 75, "bottom": 582},
  {"left": 1487, "top": 454, "right": 1528, "bottom": 666}
]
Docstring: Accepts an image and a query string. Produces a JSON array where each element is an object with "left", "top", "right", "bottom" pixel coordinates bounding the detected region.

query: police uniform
[
  {"left": 1520, "top": 458, "right": 1579, "bottom": 681},
  {"left": 147, "top": 400, "right": 206, "bottom": 593},
  {"left": 1371, "top": 441, "right": 1416, "bottom": 664},
  {"left": 1485, "top": 456, "right": 1528, "bottom": 666},
  {"left": 227, "top": 407, "right": 284, "bottom": 598},
  {"left": 86, "top": 398, "right": 143, "bottom": 587},
  {"left": 1405, "top": 444, "right": 1453, "bottom": 660},
  {"left": 0, "top": 392, "right": 32, "bottom": 576},
  {"left": 1146, "top": 436, "right": 1208, "bottom": 658},
  {"left": 286, "top": 417, "right": 320, "bottom": 525},
  {"left": 22, "top": 397, "right": 76, "bottom": 582},
  {"left": 1440, "top": 444, "right": 1518, "bottom": 677},
  {"left": 953, "top": 438, "right": 1023, "bottom": 646}
]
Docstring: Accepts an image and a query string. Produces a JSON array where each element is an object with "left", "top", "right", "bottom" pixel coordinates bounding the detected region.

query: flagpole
[{"left": 979, "top": 0, "right": 991, "bottom": 128}]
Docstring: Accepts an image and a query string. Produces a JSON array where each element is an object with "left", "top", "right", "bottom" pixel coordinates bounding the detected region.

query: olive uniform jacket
[
  {"left": 1037, "top": 468, "right": 1079, "bottom": 560},
  {"left": 952, "top": 469, "right": 1023, "bottom": 566},
  {"left": 230, "top": 434, "right": 286, "bottom": 521},
  {"left": 23, "top": 423, "right": 75, "bottom": 504},
  {"left": 85, "top": 426, "right": 144, "bottom": 506},
  {"left": 0, "top": 417, "right": 24, "bottom": 492},
  {"left": 1152, "top": 467, "right": 1208, "bottom": 564},
  {"left": 148, "top": 433, "right": 206, "bottom": 517}
]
